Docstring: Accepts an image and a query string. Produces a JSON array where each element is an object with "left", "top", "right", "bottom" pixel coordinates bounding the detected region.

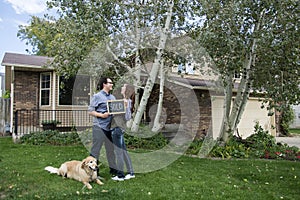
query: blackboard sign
[{"left": 107, "top": 100, "right": 126, "bottom": 114}]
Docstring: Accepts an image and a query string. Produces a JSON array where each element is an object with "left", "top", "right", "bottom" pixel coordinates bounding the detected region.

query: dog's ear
[{"left": 81, "top": 158, "right": 87, "bottom": 169}]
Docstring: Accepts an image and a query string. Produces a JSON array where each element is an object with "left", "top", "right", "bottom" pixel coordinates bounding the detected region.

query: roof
[
  {"left": 1, "top": 52, "right": 53, "bottom": 68},
  {"left": 169, "top": 76, "right": 219, "bottom": 90}
]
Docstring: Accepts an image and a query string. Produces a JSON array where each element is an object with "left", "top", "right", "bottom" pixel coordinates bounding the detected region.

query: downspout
[
  {"left": 10, "top": 66, "right": 14, "bottom": 133},
  {"left": 52, "top": 71, "right": 56, "bottom": 119}
]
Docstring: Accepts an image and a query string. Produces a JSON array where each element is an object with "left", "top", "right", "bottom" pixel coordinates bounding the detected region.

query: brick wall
[
  {"left": 14, "top": 70, "right": 39, "bottom": 110},
  {"left": 147, "top": 83, "right": 211, "bottom": 138}
]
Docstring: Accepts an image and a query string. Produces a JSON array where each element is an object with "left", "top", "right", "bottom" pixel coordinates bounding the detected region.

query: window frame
[
  {"left": 40, "top": 72, "right": 51, "bottom": 106},
  {"left": 58, "top": 75, "right": 90, "bottom": 106}
]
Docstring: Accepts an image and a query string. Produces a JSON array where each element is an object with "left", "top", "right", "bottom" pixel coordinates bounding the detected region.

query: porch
[{"left": 14, "top": 109, "right": 92, "bottom": 135}]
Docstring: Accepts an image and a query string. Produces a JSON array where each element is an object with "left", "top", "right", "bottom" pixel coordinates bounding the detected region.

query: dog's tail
[{"left": 45, "top": 166, "right": 59, "bottom": 174}]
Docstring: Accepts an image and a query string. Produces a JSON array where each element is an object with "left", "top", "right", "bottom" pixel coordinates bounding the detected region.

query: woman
[{"left": 111, "top": 84, "right": 135, "bottom": 181}]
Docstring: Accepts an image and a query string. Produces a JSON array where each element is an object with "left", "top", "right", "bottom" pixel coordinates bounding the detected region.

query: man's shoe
[
  {"left": 110, "top": 168, "right": 117, "bottom": 176},
  {"left": 111, "top": 176, "right": 124, "bottom": 181},
  {"left": 124, "top": 174, "right": 135, "bottom": 180}
]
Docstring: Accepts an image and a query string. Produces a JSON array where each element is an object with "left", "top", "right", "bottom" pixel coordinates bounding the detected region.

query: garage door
[{"left": 211, "top": 96, "right": 276, "bottom": 139}]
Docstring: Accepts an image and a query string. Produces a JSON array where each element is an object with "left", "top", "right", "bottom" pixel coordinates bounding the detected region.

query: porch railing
[{"left": 14, "top": 109, "right": 93, "bottom": 135}]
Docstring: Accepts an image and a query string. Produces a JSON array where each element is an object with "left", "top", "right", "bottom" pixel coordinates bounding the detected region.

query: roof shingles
[{"left": 1, "top": 52, "right": 53, "bottom": 67}]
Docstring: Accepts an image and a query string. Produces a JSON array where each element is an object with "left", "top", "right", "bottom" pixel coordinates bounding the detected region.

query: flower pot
[{"left": 42, "top": 123, "right": 57, "bottom": 130}]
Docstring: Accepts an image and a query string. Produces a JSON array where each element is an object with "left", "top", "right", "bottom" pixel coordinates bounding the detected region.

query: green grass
[
  {"left": 0, "top": 137, "right": 299, "bottom": 200},
  {"left": 289, "top": 128, "right": 300, "bottom": 135}
]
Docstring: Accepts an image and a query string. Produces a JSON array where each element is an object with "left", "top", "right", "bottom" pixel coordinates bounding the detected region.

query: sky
[{"left": 0, "top": 0, "right": 49, "bottom": 73}]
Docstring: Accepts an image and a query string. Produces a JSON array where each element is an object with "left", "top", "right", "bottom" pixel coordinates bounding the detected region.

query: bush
[
  {"left": 280, "top": 105, "right": 295, "bottom": 136},
  {"left": 20, "top": 130, "right": 81, "bottom": 145},
  {"left": 186, "top": 139, "right": 203, "bottom": 155},
  {"left": 20, "top": 127, "right": 169, "bottom": 150},
  {"left": 125, "top": 132, "right": 169, "bottom": 150},
  {"left": 209, "top": 137, "right": 250, "bottom": 159},
  {"left": 185, "top": 123, "right": 300, "bottom": 161}
]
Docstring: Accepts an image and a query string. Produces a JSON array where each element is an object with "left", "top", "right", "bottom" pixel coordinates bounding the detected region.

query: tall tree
[
  {"left": 197, "top": 0, "right": 299, "bottom": 141},
  {"left": 17, "top": 16, "right": 58, "bottom": 56}
]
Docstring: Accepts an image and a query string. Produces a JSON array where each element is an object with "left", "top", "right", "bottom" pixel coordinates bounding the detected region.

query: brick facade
[
  {"left": 14, "top": 70, "right": 39, "bottom": 110},
  {"left": 147, "top": 83, "right": 211, "bottom": 138}
]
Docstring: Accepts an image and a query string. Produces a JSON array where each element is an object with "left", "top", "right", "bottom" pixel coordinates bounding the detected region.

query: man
[{"left": 88, "top": 77, "right": 117, "bottom": 176}]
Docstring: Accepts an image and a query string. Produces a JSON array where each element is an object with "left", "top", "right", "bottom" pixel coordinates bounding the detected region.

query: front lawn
[
  {"left": 289, "top": 128, "right": 300, "bottom": 135},
  {"left": 0, "top": 137, "right": 299, "bottom": 200}
]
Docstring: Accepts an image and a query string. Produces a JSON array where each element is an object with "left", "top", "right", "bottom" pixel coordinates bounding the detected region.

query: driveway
[{"left": 276, "top": 137, "right": 300, "bottom": 148}]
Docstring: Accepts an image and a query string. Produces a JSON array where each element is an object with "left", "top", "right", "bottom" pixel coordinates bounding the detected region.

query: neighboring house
[
  {"left": 1, "top": 52, "right": 91, "bottom": 134},
  {"left": 291, "top": 105, "right": 300, "bottom": 128},
  {"left": 0, "top": 72, "right": 4, "bottom": 97},
  {"left": 1, "top": 52, "right": 276, "bottom": 138}
]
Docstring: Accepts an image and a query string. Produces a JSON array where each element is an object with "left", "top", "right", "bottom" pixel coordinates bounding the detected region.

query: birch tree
[
  {"left": 151, "top": 57, "right": 166, "bottom": 132},
  {"left": 198, "top": 0, "right": 299, "bottom": 141}
]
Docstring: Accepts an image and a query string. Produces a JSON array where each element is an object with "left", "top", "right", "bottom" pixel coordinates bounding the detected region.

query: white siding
[
  {"left": 291, "top": 105, "right": 300, "bottom": 128},
  {"left": 211, "top": 96, "right": 276, "bottom": 139}
]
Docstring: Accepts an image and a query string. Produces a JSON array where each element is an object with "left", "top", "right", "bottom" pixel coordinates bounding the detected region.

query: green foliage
[
  {"left": 17, "top": 16, "right": 58, "bottom": 56},
  {"left": 2, "top": 90, "right": 10, "bottom": 99},
  {"left": 280, "top": 105, "right": 295, "bottom": 136},
  {"left": 245, "top": 122, "right": 276, "bottom": 150},
  {"left": 210, "top": 137, "right": 250, "bottom": 159},
  {"left": 41, "top": 120, "right": 61, "bottom": 125},
  {"left": 19, "top": 127, "right": 168, "bottom": 150},
  {"left": 185, "top": 139, "right": 203, "bottom": 155},
  {"left": 290, "top": 128, "right": 300, "bottom": 135},
  {"left": 125, "top": 132, "right": 169, "bottom": 150},
  {"left": 187, "top": 123, "right": 300, "bottom": 161},
  {"left": 198, "top": 0, "right": 300, "bottom": 109},
  {"left": 20, "top": 130, "right": 81, "bottom": 146}
]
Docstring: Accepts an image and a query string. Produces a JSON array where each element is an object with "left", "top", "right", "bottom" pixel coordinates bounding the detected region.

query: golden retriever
[{"left": 45, "top": 156, "right": 104, "bottom": 189}]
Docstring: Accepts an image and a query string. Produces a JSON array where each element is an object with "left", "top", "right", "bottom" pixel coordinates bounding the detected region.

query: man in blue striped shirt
[{"left": 88, "top": 77, "right": 117, "bottom": 176}]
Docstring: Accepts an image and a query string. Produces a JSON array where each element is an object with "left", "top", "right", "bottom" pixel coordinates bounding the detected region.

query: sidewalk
[{"left": 275, "top": 137, "right": 300, "bottom": 148}]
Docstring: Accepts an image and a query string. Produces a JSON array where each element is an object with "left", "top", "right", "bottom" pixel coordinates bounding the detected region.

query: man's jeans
[{"left": 112, "top": 127, "right": 134, "bottom": 177}]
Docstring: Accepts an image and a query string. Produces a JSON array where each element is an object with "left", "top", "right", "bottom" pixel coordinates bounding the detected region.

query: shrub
[
  {"left": 209, "top": 136, "right": 250, "bottom": 159},
  {"left": 185, "top": 123, "right": 300, "bottom": 161},
  {"left": 20, "top": 130, "right": 81, "bottom": 145},
  {"left": 245, "top": 122, "right": 276, "bottom": 149},
  {"left": 125, "top": 132, "right": 169, "bottom": 150},
  {"left": 186, "top": 139, "right": 203, "bottom": 155},
  {"left": 280, "top": 105, "right": 295, "bottom": 136}
]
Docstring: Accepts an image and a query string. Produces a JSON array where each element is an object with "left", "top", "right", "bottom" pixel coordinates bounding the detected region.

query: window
[
  {"left": 234, "top": 71, "right": 241, "bottom": 79},
  {"left": 185, "top": 62, "right": 194, "bottom": 74},
  {"left": 40, "top": 73, "right": 51, "bottom": 106},
  {"left": 59, "top": 75, "right": 90, "bottom": 106}
]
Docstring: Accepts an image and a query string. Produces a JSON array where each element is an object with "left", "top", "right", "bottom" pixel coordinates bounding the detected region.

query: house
[
  {"left": 291, "top": 105, "right": 300, "bottom": 128},
  {"left": 0, "top": 72, "right": 4, "bottom": 97},
  {"left": 1, "top": 52, "right": 92, "bottom": 134},
  {"left": 1, "top": 52, "right": 276, "bottom": 139}
]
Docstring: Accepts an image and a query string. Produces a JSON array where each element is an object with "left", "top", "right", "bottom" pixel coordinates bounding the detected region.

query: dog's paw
[
  {"left": 96, "top": 179, "right": 104, "bottom": 185},
  {"left": 87, "top": 184, "right": 92, "bottom": 190},
  {"left": 83, "top": 182, "right": 93, "bottom": 189}
]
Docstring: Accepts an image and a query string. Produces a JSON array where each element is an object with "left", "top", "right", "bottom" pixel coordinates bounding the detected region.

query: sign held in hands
[{"left": 107, "top": 100, "right": 126, "bottom": 114}]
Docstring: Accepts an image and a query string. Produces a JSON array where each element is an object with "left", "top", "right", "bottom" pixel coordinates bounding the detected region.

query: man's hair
[{"left": 97, "top": 77, "right": 110, "bottom": 90}]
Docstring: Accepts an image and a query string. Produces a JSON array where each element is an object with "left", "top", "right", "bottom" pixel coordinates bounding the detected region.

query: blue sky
[{"left": 0, "top": 0, "right": 49, "bottom": 72}]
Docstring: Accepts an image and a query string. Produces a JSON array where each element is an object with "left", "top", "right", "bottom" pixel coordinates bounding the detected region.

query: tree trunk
[
  {"left": 131, "top": 0, "right": 174, "bottom": 132},
  {"left": 220, "top": 73, "right": 233, "bottom": 141},
  {"left": 131, "top": 15, "right": 142, "bottom": 127},
  {"left": 152, "top": 59, "right": 165, "bottom": 132},
  {"left": 221, "top": 9, "right": 264, "bottom": 142}
]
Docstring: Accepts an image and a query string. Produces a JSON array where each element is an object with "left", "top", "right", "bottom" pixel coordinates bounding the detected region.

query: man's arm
[{"left": 88, "top": 111, "right": 110, "bottom": 118}]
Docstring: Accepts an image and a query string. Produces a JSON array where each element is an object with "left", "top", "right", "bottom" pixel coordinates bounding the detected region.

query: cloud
[
  {"left": 0, "top": 18, "right": 3, "bottom": 22},
  {"left": 14, "top": 19, "right": 29, "bottom": 27},
  {"left": 4, "top": 0, "right": 47, "bottom": 15}
]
